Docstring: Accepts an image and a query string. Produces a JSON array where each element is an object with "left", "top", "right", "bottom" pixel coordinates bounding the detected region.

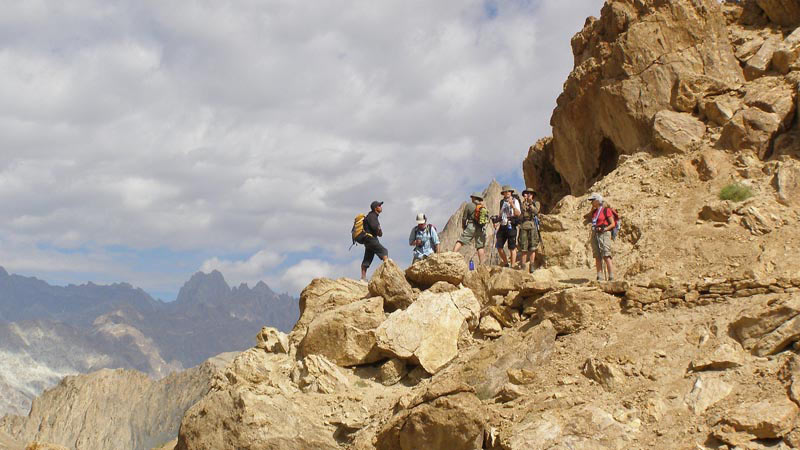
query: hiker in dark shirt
[{"left": 361, "top": 200, "right": 389, "bottom": 280}]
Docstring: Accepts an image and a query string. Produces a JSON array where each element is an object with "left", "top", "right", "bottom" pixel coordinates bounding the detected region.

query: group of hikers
[{"left": 352, "top": 186, "right": 617, "bottom": 282}]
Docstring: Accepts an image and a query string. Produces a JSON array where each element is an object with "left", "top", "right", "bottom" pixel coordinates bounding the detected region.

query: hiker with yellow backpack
[
  {"left": 352, "top": 201, "right": 389, "bottom": 281},
  {"left": 453, "top": 192, "right": 489, "bottom": 266}
]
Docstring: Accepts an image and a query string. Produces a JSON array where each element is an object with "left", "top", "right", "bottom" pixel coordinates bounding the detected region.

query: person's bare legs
[
  {"left": 519, "top": 251, "right": 528, "bottom": 267},
  {"left": 361, "top": 265, "right": 368, "bottom": 281},
  {"left": 477, "top": 248, "right": 486, "bottom": 265},
  {"left": 604, "top": 256, "right": 614, "bottom": 280},
  {"left": 497, "top": 248, "right": 508, "bottom": 266},
  {"left": 595, "top": 257, "right": 603, "bottom": 280},
  {"left": 529, "top": 251, "right": 536, "bottom": 272},
  {"left": 453, "top": 241, "right": 463, "bottom": 252},
  {"left": 510, "top": 249, "right": 517, "bottom": 267}
]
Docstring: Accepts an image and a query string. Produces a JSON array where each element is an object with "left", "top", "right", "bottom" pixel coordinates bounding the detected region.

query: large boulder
[
  {"left": 756, "top": 0, "right": 800, "bottom": 27},
  {"left": 487, "top": 268, "right": 529, "bottom": 297},
  {"left": 652, "top": 110, "right": 706, "bottom": 154},
  {"left": 774, "top": 160, "right": 800, "bottom": 207},
  {"left": 375, "top": 288, "right": 480, "bottom": 374},
  {"left": 405, "top": 252, "right": 468, "bottom": 287},
  {"left": 715, "top": 397, "right": 799, "bottom": 441},
  {"left": 730, "top": 295, "right": 800, "bottom": 354},
  {"left": 548, "top": 0, "right": 743, "bottom": 193},
  {"left": 460, "top": 320, "right": 556, "bottom": 400},
  {"left": 298, "top": 296, "right": 385, "bottom": 366},
  {"left": 369, "top": 259, "right": 414, "bottom": 311},
  {"left": 376, "top": 381, "right": 485, "bottom": 450},
  {"left": 530, "top": 287, "right": 620, "bottom": 335},
  {"left": 773, "top": 27, "right": 800, "bottom": 74},
  {"left": 289, "top": 277, "right": 368, "bottom": 348}
]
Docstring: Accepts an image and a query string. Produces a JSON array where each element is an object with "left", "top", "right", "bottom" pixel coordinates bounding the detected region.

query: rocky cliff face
[{"left": 0, "top": 353, "right": 233, "bottom": 450}]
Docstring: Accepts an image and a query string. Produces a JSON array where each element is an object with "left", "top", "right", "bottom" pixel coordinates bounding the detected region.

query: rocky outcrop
[
  {"left": 438, "top": 180, "right": 502, "bottom": 262},
  {"left": 545, "top": 0, "right": 743, "bottom": 194}
]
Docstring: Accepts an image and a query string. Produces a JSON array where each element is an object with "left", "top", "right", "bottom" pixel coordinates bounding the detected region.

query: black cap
[{"left": 370, "top": 201, "right": 384, "bottom": 211}]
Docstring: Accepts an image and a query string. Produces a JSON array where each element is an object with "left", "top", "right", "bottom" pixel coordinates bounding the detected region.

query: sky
[{"left": 0, "top": 0, "right": 602, "bottom": 299}]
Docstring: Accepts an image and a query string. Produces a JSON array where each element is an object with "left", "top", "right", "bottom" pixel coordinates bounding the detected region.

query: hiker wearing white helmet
[
  {"left": 585, "top": 192, "right": 616, "bottom": 281},
  {"left": 409, "top": 213, "right": 440, "bottom": 264},
  {"left": 453, "top": 192, "right": 489, "bottom": 265}
]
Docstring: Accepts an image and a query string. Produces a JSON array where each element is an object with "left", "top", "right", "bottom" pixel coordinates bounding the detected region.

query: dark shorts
[
  {"left": 495, "top": 226, "right": 517, "bottom": 250},
  {"left": 362, "top": 236, "right": 389, "bottom": 268}
]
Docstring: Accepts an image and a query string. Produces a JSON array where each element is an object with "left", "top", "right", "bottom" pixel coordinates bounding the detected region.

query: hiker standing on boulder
[
  {"left": 495, "top": 185, "right": 521, "bottom": 268},
  {"left": 585, "top": 193, "right": 615, "bottom": 281},
  {"left": 453, "top": 192, "right": 488, "bottom": 265},
  {"left": 409, "top": 213, "right": 439, "bottom": 264},
  {"left": 361, "top": 201, "right": 389, "bottom": 281},
  {"left": 518, "top": 187, "right": 541, "bottom": 273}
]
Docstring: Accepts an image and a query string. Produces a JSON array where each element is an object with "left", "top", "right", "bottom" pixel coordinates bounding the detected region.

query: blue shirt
[{"left": 409, "top": 225, "right": 440, "bottom": 260}]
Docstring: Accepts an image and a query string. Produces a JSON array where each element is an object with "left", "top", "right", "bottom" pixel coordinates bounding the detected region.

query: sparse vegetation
[{"left": 719, "top": 183, "right": 753, "bottom": 202}]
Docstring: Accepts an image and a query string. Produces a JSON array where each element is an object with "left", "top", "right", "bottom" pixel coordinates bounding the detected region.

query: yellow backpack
[{"left": 351, "top": 213, "right": 369, "bottom": 245}]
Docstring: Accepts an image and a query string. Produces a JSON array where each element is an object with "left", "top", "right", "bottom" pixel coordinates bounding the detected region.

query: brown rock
[
  {"left": 652, "top": 110, "right": 706, "bottom": 154},
  {"left": 720, "top": 106, "right": 783, "bottom": 158},
  {"left": 730, "top": 295, "right": 800, "bottom": 351},
  {"left": 689, "top": 342, "right": 745, "bottom": 370},
  {"left": 369, "top": 259, "right": 414, "bottom": 311},
  {"left": 255, "top": 326, "right": 289, "bottom": 354},
  {"left": 376, "top": 390, "right": 485, "bottom": 450},
  {"left": 294, "top": 354, "right": 351, "bottom": 394},
  {"left": 479, "top": 315, "right": 502, "bottom": 337},
  {"left": 378, "top": 358, "right": 407, "bottom": 386},
  {"left": 773, "top": 27, "right": 800, "bottom": 74},
  {"left": 701, "top": 93, "right": 743, "bottom": 126},
  {"left": 743, "top": 36, "right": 779, "bottom": 80},
  {"left": 534, "top": 288, "right": 620, "bottom": 334},
  {"left": 290, "top": 277, "right": 369, "bottom": 348},
  {"left": 737, "top": 205, "right": 773, "bottom": 235},
  {"left": 298, "top": 296, "right": 384, "bottom": 366},
  {"left": 427, "top": 281, "right": 458, "bottom": 293},
  {"left": 718, "top": 397, "right": 798, "bottom": 439},
  {"left": 487, "top": 268, "right": 529, "bottom": 297},
  {"left": 405, "top": 252, "right": 467, "bottom": 287},
  {"left": 693, "top": 148, "right": 733, "bottom": 181},
  {"left": 462, "top": 265, "right": 492, "bottom": 306},
  {"left": 582, "top": 358, "right": 622, "bottom": 390},
  {"left": 685, "top": 376, "right": 733, "bottom": 414},
  {"left": 774, "top": 160, "right": 800, "bottom": 207},
  {"left": 699, "top": 201, "right": 733, "bottom": 222},
  {"left": 625, "top": 286, "right": 663, "bottom": 306},
  {"left": 25, "top": 443, "right": 69, "bottom": 450},
  {"left": 671, "top": 75, "right": 730, "bottom": 112},
  {"left": 756, "top": 0, "right": 800, "bottom": 27},
  {"left": 753, "top": 314, "right": 800, "bottom": 356}
]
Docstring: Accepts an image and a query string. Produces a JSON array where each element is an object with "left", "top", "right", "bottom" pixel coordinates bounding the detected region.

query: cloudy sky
[{"left": 1, "top": 0, "right": 601, "bottom": 299}]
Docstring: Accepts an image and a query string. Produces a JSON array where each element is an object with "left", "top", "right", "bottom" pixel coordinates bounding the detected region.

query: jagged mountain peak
[{"left": 174, "top": 270, "right": 231, "bottom": 306}]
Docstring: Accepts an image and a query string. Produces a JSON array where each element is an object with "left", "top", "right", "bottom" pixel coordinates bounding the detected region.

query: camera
[{"left": 490, "top": 215, "right": 501, "bottom": 224}]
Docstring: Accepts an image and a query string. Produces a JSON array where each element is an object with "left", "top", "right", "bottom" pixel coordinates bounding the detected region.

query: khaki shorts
[
  {"left": 458, "top": 223, "right": 486, "bottom": 249},
  {"left": 592, "top": 231, "right": 612, "bottom": 258},
  {"left": 518, "top": 222, "right": 540, "bottom": 251}
]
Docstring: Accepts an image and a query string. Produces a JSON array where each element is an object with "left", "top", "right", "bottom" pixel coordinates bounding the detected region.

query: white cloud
[
  {"left": 0, "top": 0, "right": 603, "bottom": 297},
  {"left": 279, "top": 259, "right": 360, "bottom": 294},
  {"left": 200, "top": 250, "right": 285, "bottom": 286}
]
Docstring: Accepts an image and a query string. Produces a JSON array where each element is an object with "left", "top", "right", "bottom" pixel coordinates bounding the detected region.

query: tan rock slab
[
  {"left": 753, "top": 314, "right": 800, "bottom": 356},
  {"left": 255, "top": 326, "right": 289, "bottom": 354},
  {"left": 298, "top": 296, "right": 384, "bottom": 366},
  {"left": 534, "top": 288, "right": 620, "bottom": 334},
  {"left": 652, "top": 110, "right": 706, "bottom": 154},
  {"left": 582, "top": 358, "right": 622, "bottom": 390},
  {"left": 689, "top": 342, "right": 744, "bottom": 371},
  {"left": 290, "top": 277, "right": 369, "bottom": 347},
  {"left": 774, "top": 161, "right": 800, "bottom": 207},
  {"left": 743, "top": 36, "right": 779, "bottom": 79},
  {"left": 718, "top": 397, "right": 798, "bottom": 439},
  {"left": 773, "top": 27, "right": 800, "bottom": 74},
  {"left": 369, "top": 259, "right": 414, "bottom": 311},
  {"left": 699, "top": 201, "right": 733, "bottom": 222},
  {"left": 685, "top": 376, "right": 733, "bottom": 414},
  {"left": 730, "top": 295, "right": 800, "bottom": 351},
  {"left": 405, "top": 251, "right": 467, "bottom": 287},
  {"left": 375, "top": 288, "right": 478, "bottom": 374},
  {"left": 487, "top": 267, "right": 529, "bottom": 297}
]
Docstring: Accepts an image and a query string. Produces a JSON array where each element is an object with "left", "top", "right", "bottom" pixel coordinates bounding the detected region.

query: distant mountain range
[{"left": 0, "top": 267, "right": 298, "bottom": 416}]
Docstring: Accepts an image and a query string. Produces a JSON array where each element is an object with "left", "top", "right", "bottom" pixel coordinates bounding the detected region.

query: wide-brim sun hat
[
  {"left": 501, "top": 185, "right": 514, "bottom": 194},
  {"left": 415, "top": 213, "right": 426, "bottom": 224},
  {"left": 588, "top": 193, "right": 603, "bottom": 203},
  {"left": 470, "top": 192, "right": 484, "bottom": 200},
  {"left": 523, "top": 187, "right": 536, "bottom": 195}
]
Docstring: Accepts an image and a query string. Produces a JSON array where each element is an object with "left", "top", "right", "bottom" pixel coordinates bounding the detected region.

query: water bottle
[{"left": 469, "top": 259, "right": 475, "bottom": 271}]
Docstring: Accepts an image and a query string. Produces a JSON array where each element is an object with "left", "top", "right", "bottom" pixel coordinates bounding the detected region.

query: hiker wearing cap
[
  {"left": 585, "top": 193, "right": 615, "bottom": 281},
  {"left": 495, "top": 185, "right": 521, "bottom": 268},
  {"left": 518, "top": 187, "right": 541, "bottom": 273},
  {"left": 453, "top": 192, "right": 489, "bottom": 265},
  {"left": 409, "top": 213, "right": 440, "bottom": 264},
  {"left": 361, "top": 201, "right": 389, "bottom": 280}
]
